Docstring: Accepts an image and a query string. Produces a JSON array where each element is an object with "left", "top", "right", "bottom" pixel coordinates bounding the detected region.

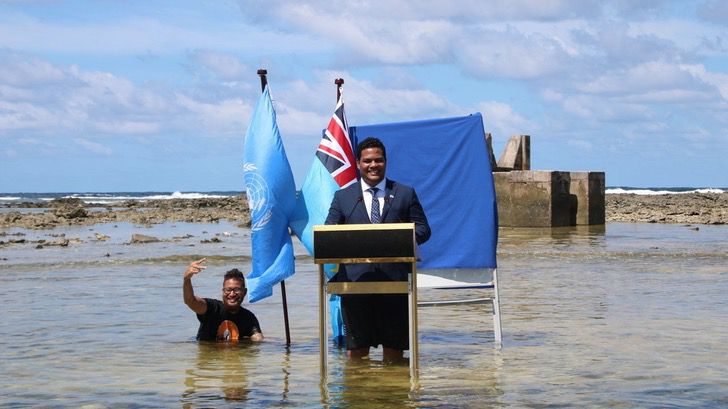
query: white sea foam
[
  {"left": 52, "top": 192, "right": 233, "bottom": 204},
  {"left": 606, "top": 188, "right": 726, "bottom": 195},
  {"left": 0, "top": 192, "right": 241, "bottom": 206}
]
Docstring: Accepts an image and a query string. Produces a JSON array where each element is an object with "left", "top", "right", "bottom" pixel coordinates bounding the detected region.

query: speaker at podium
[{"left": 313, "top": 223, "right": 420, "bottom": 379}]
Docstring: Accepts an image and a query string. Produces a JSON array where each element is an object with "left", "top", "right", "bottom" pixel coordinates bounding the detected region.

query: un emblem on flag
[{"left": 243, "top": 163, "right": 272, "bottom": 231}]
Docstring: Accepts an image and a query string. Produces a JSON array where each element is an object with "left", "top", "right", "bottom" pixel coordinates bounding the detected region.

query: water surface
[{"left": 1, "top": 222, "right": 727, "bottom": 407}]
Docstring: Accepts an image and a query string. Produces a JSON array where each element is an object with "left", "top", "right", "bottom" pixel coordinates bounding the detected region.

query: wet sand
[{"left": 1, "top": 192, "right": 726, "bottom": 230}]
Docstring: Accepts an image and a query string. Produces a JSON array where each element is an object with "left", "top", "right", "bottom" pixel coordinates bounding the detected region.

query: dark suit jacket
[{"left": 325, "top": 179, "right": 431, "bottom": 282}]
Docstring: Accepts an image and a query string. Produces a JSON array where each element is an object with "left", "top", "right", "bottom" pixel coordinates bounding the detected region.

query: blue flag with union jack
[
  {"left": 290, "top": 91, "right": 357, "bottom": 254},
  {"left": 289, "top": 89, "right": 357, "bottom": 344}
]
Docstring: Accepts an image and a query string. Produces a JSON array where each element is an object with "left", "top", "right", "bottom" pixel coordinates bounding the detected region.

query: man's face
[
  {"left": 221, "top": 278, "right": 245, "bottom": 310},
  {"left": 357, "top": 147, "right": 386, "bottom": 187}
]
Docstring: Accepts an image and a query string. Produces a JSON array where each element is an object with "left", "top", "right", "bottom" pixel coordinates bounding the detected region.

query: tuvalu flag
[
  {"left": 289, "top": 88, "right": 357, "bottom": 344},
  {"left": 243, "top": 86, "right": 297, "bottom": 303},
  {"left": 289, "top": 89, "right": 357, "bottom": 253}
]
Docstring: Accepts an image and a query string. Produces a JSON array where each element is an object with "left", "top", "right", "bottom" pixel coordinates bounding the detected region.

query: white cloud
[
  {"left": 630, "top": 18, "right": 727, "bottom": 56},
  {"left": 175, "top": 94, "right": 249, "bottom": 134},
  {"left": 73, "top": 138, "right": 113, "bottom": 155},
  {"left": 698, "top": 0, "right": 728, "bottom": 26},
  {"left": 0, "top": 51, "right": 255, "bottom": 138},
  {"left": 567, "top": 61, "right": 728, "bottom": 127},
  {"left": 187, "top": 50, "right": 250, "bottom": 81},
  {"left": 475, "top": 101, "right": 534, "bottom": 139},
  {"left": 91, "top": 121, "right": 162, "bottom": 135},
  {"left": 0, "top": 100, "right": 58, "bottom": 130},
  {"left": 579, "top": 62, "right": 707, "bottom": 95},
  {"left": 3, "top": 0, "right": 728, "bottom": 189},
  {"left": 234, "top": 70, "right": 458, "bottom": 156},
  {"left": 273, "top": 71, "right": 454, "bottom": 126},
  {"left": 456, "top": 28, "right": 574, "bottom": 79},
  {"left": 0, "top": 52, "right": 65, "bottom": 86},
  {"left": 2, "top": 148, "right": 18, "bottom": 158},
  {"left": 274, "top": 4, "right": 457, "bottom": 65},
  {"left": 0, "top": 11, "right": 328, "bottom": 55},
  {"left": 17, "top": 138, "right": 43, "bottom": 145},
  {"left": 273, "top": 102, "right": 329, "bottom": 140},
  {"left": 7, "top": 137, "right": 59, "bottom": 156},
  {"left": 346, "top": 82, "right": 452, "bottom": 119},
  {"left": 548, "top": 92, "right": 653, "bottom": 123},
  {"left": 236, "top": 1, "right": 597, "bottom": 77},
  {"left": 681, "top": 64, "right": 728, "bottom": 100},
  {"left": 592, "top": 22, "right": 680, "bottom": 66},
  {"left": 565, "top": 138, "right": 594, "bottom": 152},
  {"left": 237, "top": 0, "right": 605, "bottom": 23}
]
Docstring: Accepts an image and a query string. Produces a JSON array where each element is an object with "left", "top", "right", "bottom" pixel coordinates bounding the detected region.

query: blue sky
[{"left": 1, "top": 0, "right": 726, "bottom": 192}]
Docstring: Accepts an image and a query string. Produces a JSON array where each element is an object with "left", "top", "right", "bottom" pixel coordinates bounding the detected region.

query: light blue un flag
[{"left": 243, "top": 86, "right": 297, "bottom": 303}]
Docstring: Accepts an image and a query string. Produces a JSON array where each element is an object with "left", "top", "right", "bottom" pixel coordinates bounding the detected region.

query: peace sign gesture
[{"left": 184, "top": 257, "right": 207, "bottom": 280}]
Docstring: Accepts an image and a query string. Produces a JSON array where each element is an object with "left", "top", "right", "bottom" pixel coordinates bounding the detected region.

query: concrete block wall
[
  {"left": 496, "top": 135, "right": 530, "bottom": 171},
  {"left": 569, "top": 171, "right": 605, "bottom": 225},
  {"left": 494, "top": 171, "right": 572, "bottom": 227},
  {"left": 494, "top": 170, "right": 605, "bottom": 227}
]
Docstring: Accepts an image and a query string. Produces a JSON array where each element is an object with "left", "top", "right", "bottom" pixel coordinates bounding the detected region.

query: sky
[{"left": 0, "top": 0, "right": 726, "bottom": 192}]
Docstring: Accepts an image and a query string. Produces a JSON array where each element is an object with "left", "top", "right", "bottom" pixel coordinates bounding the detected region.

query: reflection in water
[
  {"left": 326, "top": 359, "right": 412, "bottom": 408},
  {"left": 281, "top": 345, "right": 291, "bottom": 403},
  {"left": 317, "top": 306, "right": 504, "bottom": 408},
  {"left": 182, "top": 342, "right": 257, "bottom": 406}
]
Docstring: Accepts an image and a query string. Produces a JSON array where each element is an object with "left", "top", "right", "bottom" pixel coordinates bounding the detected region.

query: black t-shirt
[{"left": 196, "top": 298, "right": 262, "bottom": 341}]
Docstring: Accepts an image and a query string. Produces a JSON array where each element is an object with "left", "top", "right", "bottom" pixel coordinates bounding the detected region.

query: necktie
[{"left": 368, "top": 187, "right": 380, "bottom": 223}]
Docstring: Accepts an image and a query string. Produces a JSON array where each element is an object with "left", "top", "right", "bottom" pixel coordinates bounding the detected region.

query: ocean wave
[
  {"left": 606, "top": 188, "right": 726, "bottom": 195},
  {"left": 0, "top": 191, "right": 242, "bottom": 206},
  {"left": 54, "top": 191, "right": 236, "bottom": 204}
]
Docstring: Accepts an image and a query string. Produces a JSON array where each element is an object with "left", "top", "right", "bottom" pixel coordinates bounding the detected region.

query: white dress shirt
[{"left": 360, "top": 179, "right": 386, "bottom": 221}]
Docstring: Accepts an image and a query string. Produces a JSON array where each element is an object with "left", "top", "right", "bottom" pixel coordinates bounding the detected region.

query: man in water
[
  {"left": 183, "top": 258, "right": 263, "bottom": 342},
  {"left": 325, "top": 137, "right": 431, "bottom": 361}
]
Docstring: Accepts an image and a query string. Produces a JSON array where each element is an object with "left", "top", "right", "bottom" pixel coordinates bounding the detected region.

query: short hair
[
  {"left": 223, "top": 268, "right": 246, "bottom": 288},
  {"left": 357, "top": 137, "right": 386, "bottom": 160}
]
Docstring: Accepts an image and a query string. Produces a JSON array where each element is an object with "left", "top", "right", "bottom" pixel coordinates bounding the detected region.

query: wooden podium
[{"left": 313, "top": 223, "right": 419, "bottom": 379}]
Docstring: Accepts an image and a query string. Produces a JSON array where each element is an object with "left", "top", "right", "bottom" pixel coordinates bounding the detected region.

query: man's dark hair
[
  {"left": 223, "top": 268, "right": 246, "bottom": 287},
  {"left": 357, "top": 137, "right": 386, "bottom": 160}
]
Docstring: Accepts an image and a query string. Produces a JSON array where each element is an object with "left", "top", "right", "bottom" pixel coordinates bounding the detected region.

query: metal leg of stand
[
  {"left": 492, "top": 268, "right": 502, "bottom": 346},
  {"left": 319, "top": 265, "right": 327, "bottom": 381},
  {"left": 409, "top": 262, "right": 418, "bottom": 379}
]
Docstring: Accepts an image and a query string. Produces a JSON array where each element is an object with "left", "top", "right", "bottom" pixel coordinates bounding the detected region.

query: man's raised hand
[{"left": 184, "top": 257, "right": 207, "bottom": 280}]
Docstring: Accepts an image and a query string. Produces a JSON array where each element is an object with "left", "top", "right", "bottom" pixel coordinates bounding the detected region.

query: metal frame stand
[{"left": 313, "top": 223, "right": 418, "bottom": 381}]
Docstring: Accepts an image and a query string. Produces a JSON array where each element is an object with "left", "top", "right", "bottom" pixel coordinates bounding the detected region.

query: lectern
[{"left": 313, "top": 223, "right": 419, "bottom": 379}]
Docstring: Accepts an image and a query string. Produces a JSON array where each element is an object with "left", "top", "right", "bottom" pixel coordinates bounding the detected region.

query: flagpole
[
  {"left": 257, "top": 68, "right": 268, "bottom": 92},
  {"left": 335, "top": 78, "right": 344, "bottom": 102},
  {"left": 257, "top": 68, "right": 292, "bottom": 347}
]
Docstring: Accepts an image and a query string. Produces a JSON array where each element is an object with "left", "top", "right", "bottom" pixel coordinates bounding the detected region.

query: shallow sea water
[{"left": 1, "top": 222, "right": 727, "bottom": 408}]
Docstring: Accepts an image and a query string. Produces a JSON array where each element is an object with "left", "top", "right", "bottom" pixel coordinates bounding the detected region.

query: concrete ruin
[{"left": 487, "top": 134, "right": 605, "bottom": 227}]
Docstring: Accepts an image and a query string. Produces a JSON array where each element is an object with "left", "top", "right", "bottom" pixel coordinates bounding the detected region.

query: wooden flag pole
[{"left": 256, "top": 68, "right": 292, "bottom": 347}]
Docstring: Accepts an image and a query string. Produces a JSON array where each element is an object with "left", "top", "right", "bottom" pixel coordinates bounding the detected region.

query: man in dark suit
[{"left": 325, "top": 137, "right": 431, "bottom": 361}]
